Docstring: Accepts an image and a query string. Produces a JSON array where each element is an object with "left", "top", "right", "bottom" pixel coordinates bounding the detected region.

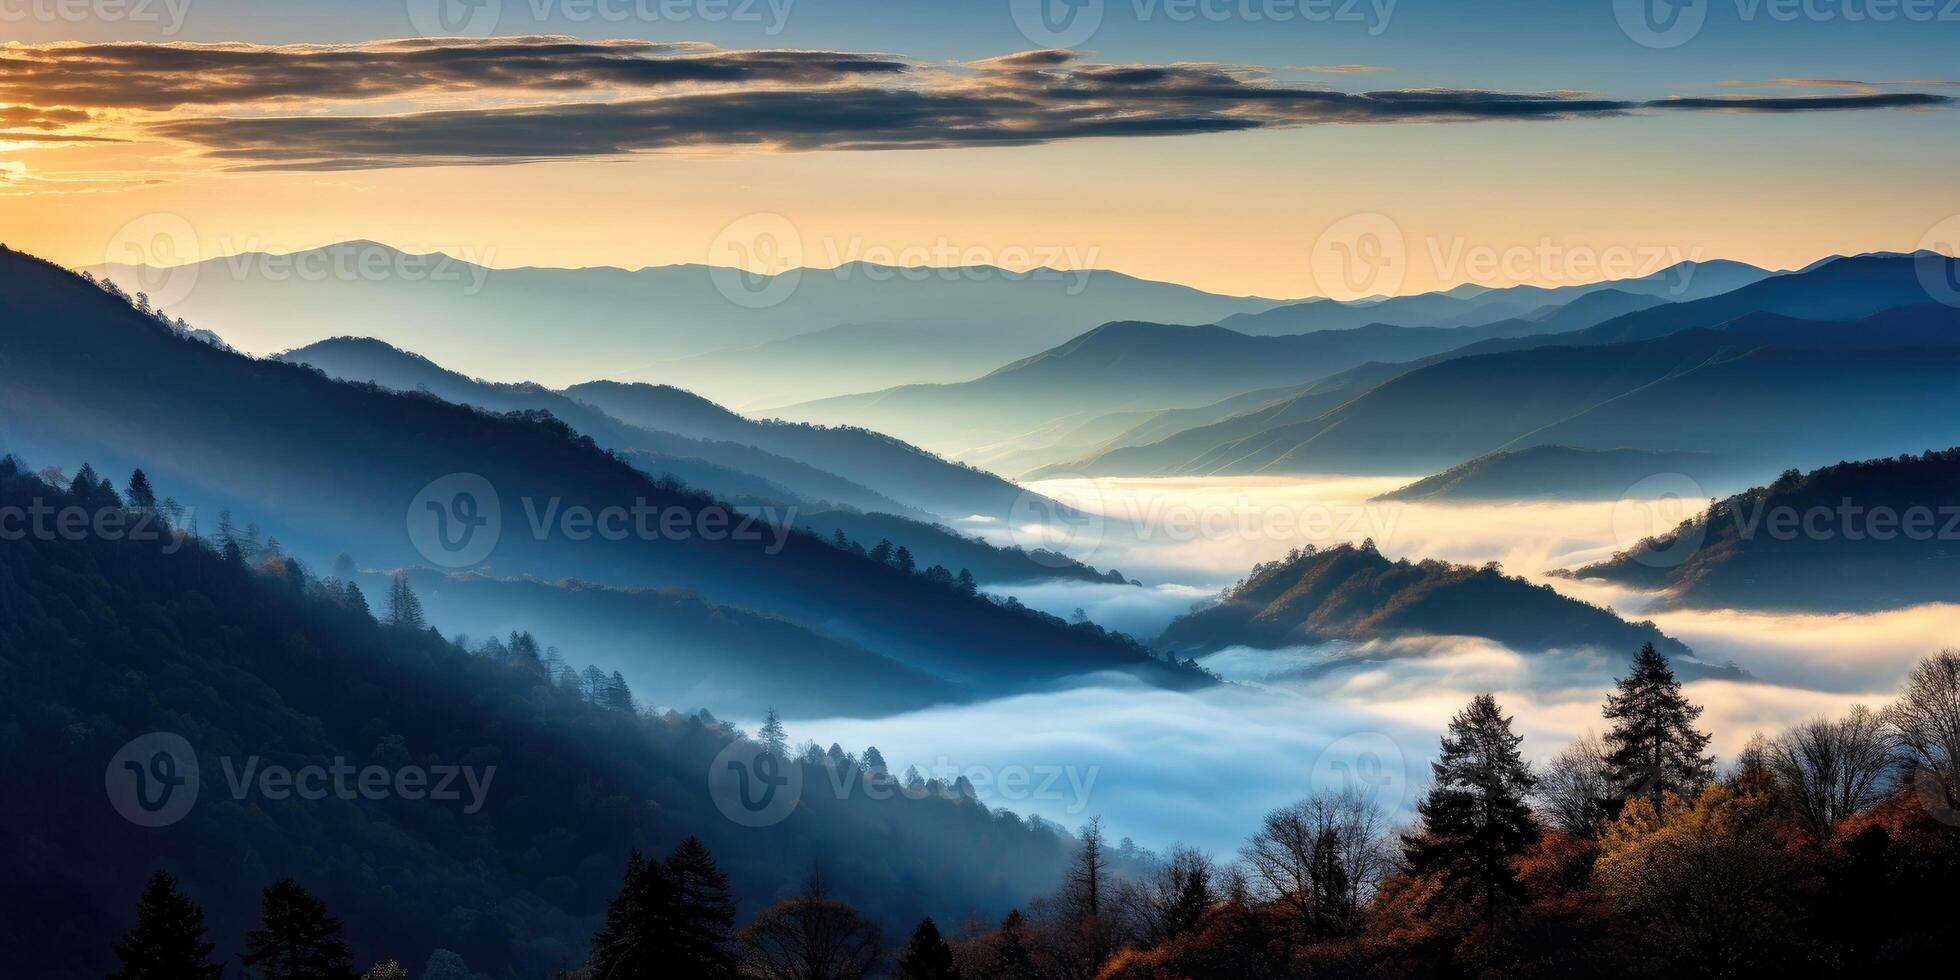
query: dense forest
[
  {"left": 0, "top": 457, "right": 1122, "bottom": 978},
  {"left": 10, "top": 456, "right": 1960, "bottom": 978}
]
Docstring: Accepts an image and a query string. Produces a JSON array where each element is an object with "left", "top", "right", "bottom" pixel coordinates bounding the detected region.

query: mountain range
[
  {"left": 92, "top": 242, "right": 1281, "bottom": 406},
  {"left": 1045, "top": 256, "right": 1960, "bottom": 479},
  {"left": 783, "top": 286, "right": 1676, "bottom": 455},
  {"left": 3, "top": 247, "right": 1202, "bottom": 716},
  {"left": 1217, "top": 258, "right": 1769, "bottom": 335}
]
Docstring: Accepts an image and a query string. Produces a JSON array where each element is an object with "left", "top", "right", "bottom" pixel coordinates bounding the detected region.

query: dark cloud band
[{"left": 1, "top": 37, "right": 1948, "bottom": 171}]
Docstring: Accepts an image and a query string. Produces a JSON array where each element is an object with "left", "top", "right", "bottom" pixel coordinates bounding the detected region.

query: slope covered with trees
[
  {"left": 0, "top": 246, "right": 1202, "bottom": 698},
  {"left": 1157, "top": 542, "right": 1722, "bottom": 676},
  {"left": 1568, "top": 448, "right": 1960, "bottom": 611},
  {"left": 0, "top": 458, "right": 1096, "bottom": 978}
]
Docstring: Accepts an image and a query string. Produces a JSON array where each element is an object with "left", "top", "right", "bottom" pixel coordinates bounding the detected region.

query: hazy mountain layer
[
  {"left": 784, "top": 290, "right": 1665, "bottom": 456},
  {"left": 1, "top": 248, "right": 1201, "bottom": 698},
  {"left": 1220, "top": 258, "right": 1768, "bottom": 335},
  {"left": 93, "top": 242, "right": 1280, "bottom": 402},
  {"left": 1373, "top": 446, "right": 1754, "bottom": 502}
]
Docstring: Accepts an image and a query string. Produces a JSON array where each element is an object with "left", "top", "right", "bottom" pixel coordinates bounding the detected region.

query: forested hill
[
  {"left": 0, "top": 459, "right": 1089, "bottom": 979},
  {"left": 0, "top": 246, "right": 1200, "bottom": 696},
  {"left": 1566, "top": 448, "right": 1960, "bottom": 611},
  {"left": 1158, "top": 543, "right": 1725, "bottom": 677}
]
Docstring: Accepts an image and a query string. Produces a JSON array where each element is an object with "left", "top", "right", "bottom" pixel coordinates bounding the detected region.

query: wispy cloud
[{"left": 1, "top": 37, "right": 1950, "bottom": 172}]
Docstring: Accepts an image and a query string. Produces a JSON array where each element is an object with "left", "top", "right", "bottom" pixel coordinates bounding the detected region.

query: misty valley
[{"left": 5, "top": 8, "right": 1960, "bottom": 980}]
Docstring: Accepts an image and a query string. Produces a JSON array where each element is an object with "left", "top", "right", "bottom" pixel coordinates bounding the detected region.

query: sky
[{"left": 3, "top": 0, "right": 1957, "bottom": 297}]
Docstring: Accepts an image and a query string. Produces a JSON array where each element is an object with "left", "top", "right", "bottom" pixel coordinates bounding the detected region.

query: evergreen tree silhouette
[
  {"left": 758, "top": 708, "right": 789, "bottom": 758},
  {"left": 591, "top": 841, "right": 737, "bottom": 979},
  {"left": 661, "top": 838, "right": 738, "bottom": 978},
  {"left": 384, "top": 573, "right": 425, "bottom": 630},
  {"left": 238, "top": 879, "right": 355, "bottom": 980},
  {"left": 894, "top": 546, "right": 916, "bottom": 575},
  {"left": 894, "top": 918, "right": 960, "bottom": 980},
  {"left": 1603, "top": 643, "right": 1714, "bottom": 804},
  {"left": 1403, "top": 694, "right": 1539, "bottom": 914},
  {"left": 126, "top": 469, "right": 157, "bottom": 511},
  {"left": 109, "top": 870, "right": 224, "bottom": 980}
]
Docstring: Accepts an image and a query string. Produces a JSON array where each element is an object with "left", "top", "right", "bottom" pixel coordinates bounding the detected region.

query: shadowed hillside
[{"left": 1566, "top": 448, "right": 1960, "bottom": 612}]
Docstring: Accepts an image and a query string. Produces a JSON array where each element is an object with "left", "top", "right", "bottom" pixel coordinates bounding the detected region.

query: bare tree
[
  {"left": 1067, "top": 816, "right": 1108, "bottom": 918},
  {"left": 1768, "top": 706, "right": 1897, "bottom": 841},
  {"left": 738, "top": 874, "right": 883, "bottom": 980},
  {"left": 1887, "top": 649, "right": 1960, "bottom": 813},
  {"left": 1240, "top": 790, "right": 1390, "bottom": 939},
  {"left": 1536, "top": 733, "right": 1615, "bottom": 838},
  {"left": 1115, "top": 845, "right": 1216, "bottom": 946}
]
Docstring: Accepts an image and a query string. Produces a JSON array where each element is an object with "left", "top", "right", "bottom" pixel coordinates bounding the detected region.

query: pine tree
[
  {"left": 590, "top": 850, "right": 666, "bottom": 979},
  {"left": 661, "top": 838, "right": 739, "bottom": 978},
  {"left": 590, "top": 842, "right": 737, "bottom": 980},
  {"left": 956, "top": 568, "right": 978, "bottom": 597},
  {"left": 894, "top": 545, "right": 916, "bottom": 575},
  {"left": 984, "top": 911, "right": 1039, "bottom": 980},
  {"left": 109, "top": 870, "right": 224, "bottom": 980},
  {"left": 1403, "top": 694, "right": 1540, "bottom": 914},
  {"left": 1603, "top": 643, "right": 1714, "bottom": 804},
  {"left": 758, "top": 708, "right": 789, "bottom": 759},
  {"left": 861, "top": 746, "right": 889, "bottom": 780},
  {"left": 606, "top": 671, "right": 635, "bottom": 712},
  {"left": 340, "top": 582, "right": 370, "bottom": 619},
  {"left": 383, "top": 574, "right": 425, "bottom": 630},
  {"left": 831, "top": 529, "right": 851, "bottom": 551},
  {"left": 895, "top": 918, "right": 960, "bottom": 980},
  {"left": 869, "top": 539, "right": 895, "bottom": 565},
  {"left": 126, "top": 469, "right": 157, "bottom": 511},
  {"left": 239, "top": 879, "right": 356, "bottom": 980}
]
